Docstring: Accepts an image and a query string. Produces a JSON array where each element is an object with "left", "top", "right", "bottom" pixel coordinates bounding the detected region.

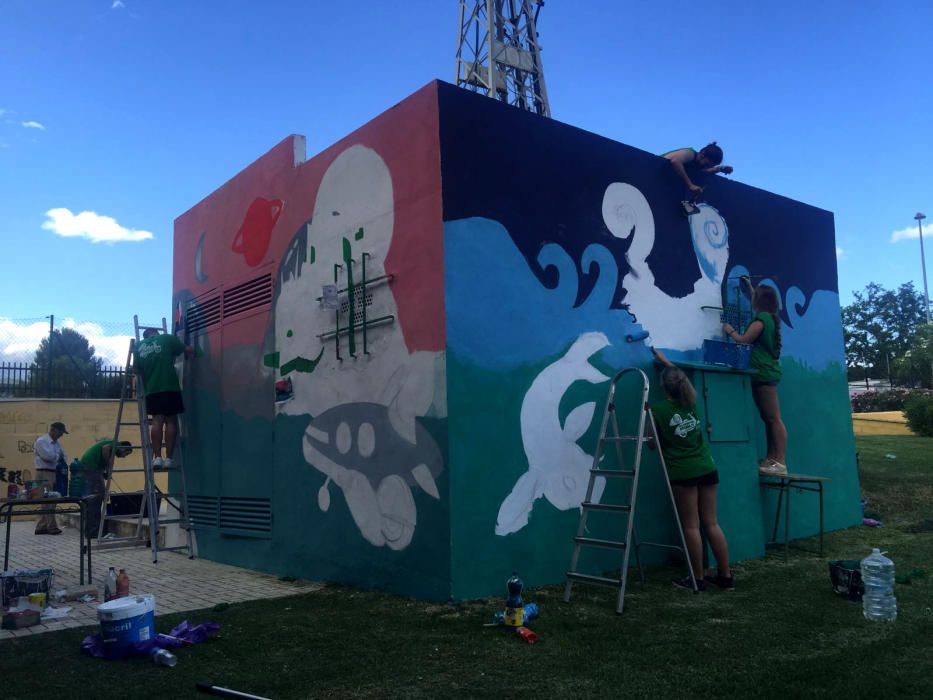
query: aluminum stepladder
[
  {"left": 563, "top": 367, "right": 697, "bottom": 614},
  {"left": 96, "top": 315, "right": 194, "bottom": 562}
]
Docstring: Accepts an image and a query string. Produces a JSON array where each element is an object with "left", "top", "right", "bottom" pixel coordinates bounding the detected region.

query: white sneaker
[
  {"left": 152, "top": 456, "right": 164, "bottom": 468},
  {"left": 759, "top": 459, "right": 788, "bottom": 477}
]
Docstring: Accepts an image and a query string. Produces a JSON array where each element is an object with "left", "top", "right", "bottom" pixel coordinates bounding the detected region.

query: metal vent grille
[
  {"left": 219, "top": 497, "right": 272, "bottom": 537},
  {"left": 187, "top": 495, "right": 220, "bottom": 529},
  {"left": 185, "top": 296, "right": 221, "bottom": 334},
  {"left": 223, "top": 274, "right": 273, "bottom": 319},
  {"left": 339, "top": 286, "right": 374, "bottom": 326}
]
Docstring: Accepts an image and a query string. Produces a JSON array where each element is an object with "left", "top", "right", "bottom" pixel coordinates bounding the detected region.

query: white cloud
[
  {"left": 42, "top": 208, "right": 154, "bottom": 244},
  {"left": 0, "top": 318, "right": 131, "bottom": 365},
  {"left": 112, "top": 0, "right": 125, "bottom": 8},
  {"left": 21, "top": 120, "right": 45, "bottom": 130},
  {"left": 836, "top": 246, "right": 844, "bottom": 259},
  {"left": 0, "top": 109, "right": 7, "bottom": 117},
  {"left": 892, "top": 221, "right": 933, "bottom": 243}
]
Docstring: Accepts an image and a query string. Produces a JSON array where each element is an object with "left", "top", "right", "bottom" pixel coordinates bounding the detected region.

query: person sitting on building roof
[{"left": 663, "top": 142, "right": 733, "bottom": 215}]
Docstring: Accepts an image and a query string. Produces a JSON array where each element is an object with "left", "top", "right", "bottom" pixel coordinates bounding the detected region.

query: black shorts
[
  {"left": 146, "top": 391, "right": 184, "bottom": 416},
  {"left": 672, "top": 470, "right": 720, "bottom": 488},
  {"left": 752, "top": 380, "right": 780, "bottom": 387}
]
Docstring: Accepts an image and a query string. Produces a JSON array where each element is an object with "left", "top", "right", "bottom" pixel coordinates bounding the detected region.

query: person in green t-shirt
[
  {"left": 134, "top": 329, "right": 192, "bottom": 469},
  {"left": 79, "top": 439, "right": 132, "bottom": 539},
  {"left": 649, "top": 348, "right": 734, "bottom": 592},
  {"left": 722, "top": 283, "right": 788, "bottom": 476}
]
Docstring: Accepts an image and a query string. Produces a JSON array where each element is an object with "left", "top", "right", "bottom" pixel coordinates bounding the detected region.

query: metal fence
[
  {"left": 0, "top": 315, "right": 136, "bottom": 399},
  {"left": 0, "top": 362, "right": 127, "bottom": 399}
]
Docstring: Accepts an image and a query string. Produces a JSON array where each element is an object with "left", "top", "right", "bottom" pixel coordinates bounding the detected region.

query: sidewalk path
[{"left": 1, "top": 520, "right": 321, "bottom": 639}]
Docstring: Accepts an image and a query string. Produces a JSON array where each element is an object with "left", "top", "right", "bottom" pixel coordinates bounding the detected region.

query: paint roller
[{"left": 625, "top": 329, "right": 650, "bottom": 343}]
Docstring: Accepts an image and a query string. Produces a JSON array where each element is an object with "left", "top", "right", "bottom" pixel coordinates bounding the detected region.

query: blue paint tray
[{"left": 703, "top": 339, "right": 751, "bottom": 370}]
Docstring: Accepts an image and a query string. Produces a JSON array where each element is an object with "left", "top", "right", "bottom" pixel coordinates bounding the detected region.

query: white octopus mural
[
  {"left": 273, "top": 145, "right": 445, "bottom": 551},
  {"left": 603, "top": 182, "right": 730, "bottom": 351}
]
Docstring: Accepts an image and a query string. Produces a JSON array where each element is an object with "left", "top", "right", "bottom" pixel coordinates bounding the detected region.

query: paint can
[{"left": 97, "top": 594, "right": 155, "bottom": 657}]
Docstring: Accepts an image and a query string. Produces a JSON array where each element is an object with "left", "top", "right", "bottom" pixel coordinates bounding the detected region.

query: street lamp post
[{"left": 916, "top": 212, "right": 931, "bottom": 323}]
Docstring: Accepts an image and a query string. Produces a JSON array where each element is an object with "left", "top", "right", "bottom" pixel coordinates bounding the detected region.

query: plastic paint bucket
[{"left": 97, "top": 594, "right": 155, "bottom": 656}]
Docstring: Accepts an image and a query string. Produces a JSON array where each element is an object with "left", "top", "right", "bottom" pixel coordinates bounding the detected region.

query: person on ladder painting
[{"left": 134, "top": 328, "right": 193, "bottom": 469}]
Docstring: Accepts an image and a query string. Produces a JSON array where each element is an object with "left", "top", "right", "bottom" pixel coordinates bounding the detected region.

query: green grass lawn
[{"left": 2, "top": 435, "right": 932, "bottom": 699}]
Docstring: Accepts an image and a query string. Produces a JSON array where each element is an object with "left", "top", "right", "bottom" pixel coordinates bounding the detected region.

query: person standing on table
[
  {"left": 80, "top": 439, "right": 133, "bottom": 539},
  {"left": 134, "top": 328, "right": 192, "bottom": 469},
  {"left": 649, "top": 348, "right": 735, "bottom": 592},
  {"left": 722, "top": 283, "right": 788, "bottom": 476},
  {"left": 32, "top": 421, "right": 68, "bottom": 535}
]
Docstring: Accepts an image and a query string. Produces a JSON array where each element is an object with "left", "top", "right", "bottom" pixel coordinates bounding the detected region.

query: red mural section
[{"left": 173, "top": 81, "right": 446, "bottom": 352}]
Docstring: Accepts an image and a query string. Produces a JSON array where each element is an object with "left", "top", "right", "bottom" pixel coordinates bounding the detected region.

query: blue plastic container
[
  {"left": 703, "top": 339, "right": 751, "bottom": 369},
  {"left": 97, "top": 594, "right": 155, "bottom": 657}
]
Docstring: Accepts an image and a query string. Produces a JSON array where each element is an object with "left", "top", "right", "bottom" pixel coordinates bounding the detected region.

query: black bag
[{"left": 828, "top": 559, "right": 863, "bottom": 601}]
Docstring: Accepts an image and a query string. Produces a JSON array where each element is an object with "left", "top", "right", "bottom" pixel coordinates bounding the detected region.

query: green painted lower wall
[{"left": 447, "top": 351, "right": 862, "bottom": 600}]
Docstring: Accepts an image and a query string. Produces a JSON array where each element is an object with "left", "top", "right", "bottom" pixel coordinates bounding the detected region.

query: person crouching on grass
[{"left": 649, "top": 348, "right": 734, "bottom": 592}]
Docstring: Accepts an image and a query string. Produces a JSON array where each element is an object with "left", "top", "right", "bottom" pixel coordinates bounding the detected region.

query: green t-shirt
[
  {"left": 650, "top": 399, "right": 716, "bottom": 482},
  {"left": 80, "top": 439, "right": 115, "bottom": 473},
  {"left": 134, "top": 333, "right": 186, "bottom": 394},
  {"left": 748, "top": 312, "right": 782, "bottom": 383}
]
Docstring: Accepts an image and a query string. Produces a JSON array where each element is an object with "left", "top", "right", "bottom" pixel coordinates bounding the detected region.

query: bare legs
[
  {"left": 673, "top": 484, "right": 702, "bottom": 579},
  {"left": 752, "top": 384, "right": 788, "bottom": 464},
  {"left": 150, "top": 414, "right": 179, "bottom": 460},
  {"left": 150, "top": 415, "right": 164, "bottom": 459},
  {"left": 698, "top": 484, "right": 731, "bottom": 577},
  {"left": 673, "top": 482, "right": 732, "bottom": 580},
  {"left": 164, "top": 416, "right": 178, "bottom": 460}
]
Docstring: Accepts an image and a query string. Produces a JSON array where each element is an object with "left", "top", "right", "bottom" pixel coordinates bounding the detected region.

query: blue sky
[{"left": 1, "top": 0, "right": 931, "bottom": 362}]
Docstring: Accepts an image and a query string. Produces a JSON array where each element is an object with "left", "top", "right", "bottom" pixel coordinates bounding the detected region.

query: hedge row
[{"left": 850, "top": 388, "right": 933, "bottom": 413}]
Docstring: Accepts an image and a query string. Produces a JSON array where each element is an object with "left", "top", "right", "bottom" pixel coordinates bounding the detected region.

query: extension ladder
[
  {"left": 95, "top": 315, "right": 194, "bottom": 562},
  {"left": 563, "top": 367, "right": 696, "bottom": 614}
]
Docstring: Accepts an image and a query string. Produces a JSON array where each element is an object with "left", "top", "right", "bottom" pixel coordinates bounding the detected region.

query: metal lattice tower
[{"left": 455, "top": 0, "right": 551, "bottom": 117}]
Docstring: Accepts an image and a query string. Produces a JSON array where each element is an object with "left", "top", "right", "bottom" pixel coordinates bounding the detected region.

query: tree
[
  {"left": 842, "top": 282, "right": 927, "bottom": 386},
  {"left": 893, "top": 323, "right": 933, "bottom": 388},
  {"left": 32, "top": 327, "right": 106, "bottom": 398}
]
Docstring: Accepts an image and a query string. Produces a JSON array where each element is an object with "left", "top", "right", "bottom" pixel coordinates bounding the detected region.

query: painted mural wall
[
  {"left": 436, "top": 82, "right": 860, "bottom": 599},
  {"left": 173, "top": 84, "right": 450, "bottom": 598},
  {"left": 174, "top": 80, "right": 860, "bottom": 601}
]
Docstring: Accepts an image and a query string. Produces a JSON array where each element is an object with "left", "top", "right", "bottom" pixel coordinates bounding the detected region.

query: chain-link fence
[{"left": 0, "top": 316, "right": 135, "bottom": 399}]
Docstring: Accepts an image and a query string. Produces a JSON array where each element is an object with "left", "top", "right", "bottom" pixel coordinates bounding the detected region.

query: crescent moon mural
[{"left": 195, "top": 231, "right": 208, "bottom": 283}]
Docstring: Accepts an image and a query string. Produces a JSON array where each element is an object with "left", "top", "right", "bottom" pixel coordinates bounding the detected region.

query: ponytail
[{"left": 661, "top": 367, "right": 697, "bottom": 409}]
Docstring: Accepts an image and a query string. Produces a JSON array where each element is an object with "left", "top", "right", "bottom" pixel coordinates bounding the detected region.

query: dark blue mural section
[{"left": 436, "top": 81, "right": 838, "bottom": 314}]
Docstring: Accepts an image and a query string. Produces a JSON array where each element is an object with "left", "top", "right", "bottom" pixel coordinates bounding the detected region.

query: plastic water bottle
[
  {"left": 861, "top": 548, "right": 896, "bottom": 622},
  {"left": 150, "top": 647, "right": 177, "bottom": 668},
  {"left": 104, "top": 567, "right": 118, "bottom": 602}
]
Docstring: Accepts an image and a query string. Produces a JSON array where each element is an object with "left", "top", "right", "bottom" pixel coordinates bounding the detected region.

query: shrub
[
  {"left": 851, "top": 388, "right": 933, "bottom": 413},
  {"left": 904, "top": 396, "right": 933, "bottom": 437}
]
